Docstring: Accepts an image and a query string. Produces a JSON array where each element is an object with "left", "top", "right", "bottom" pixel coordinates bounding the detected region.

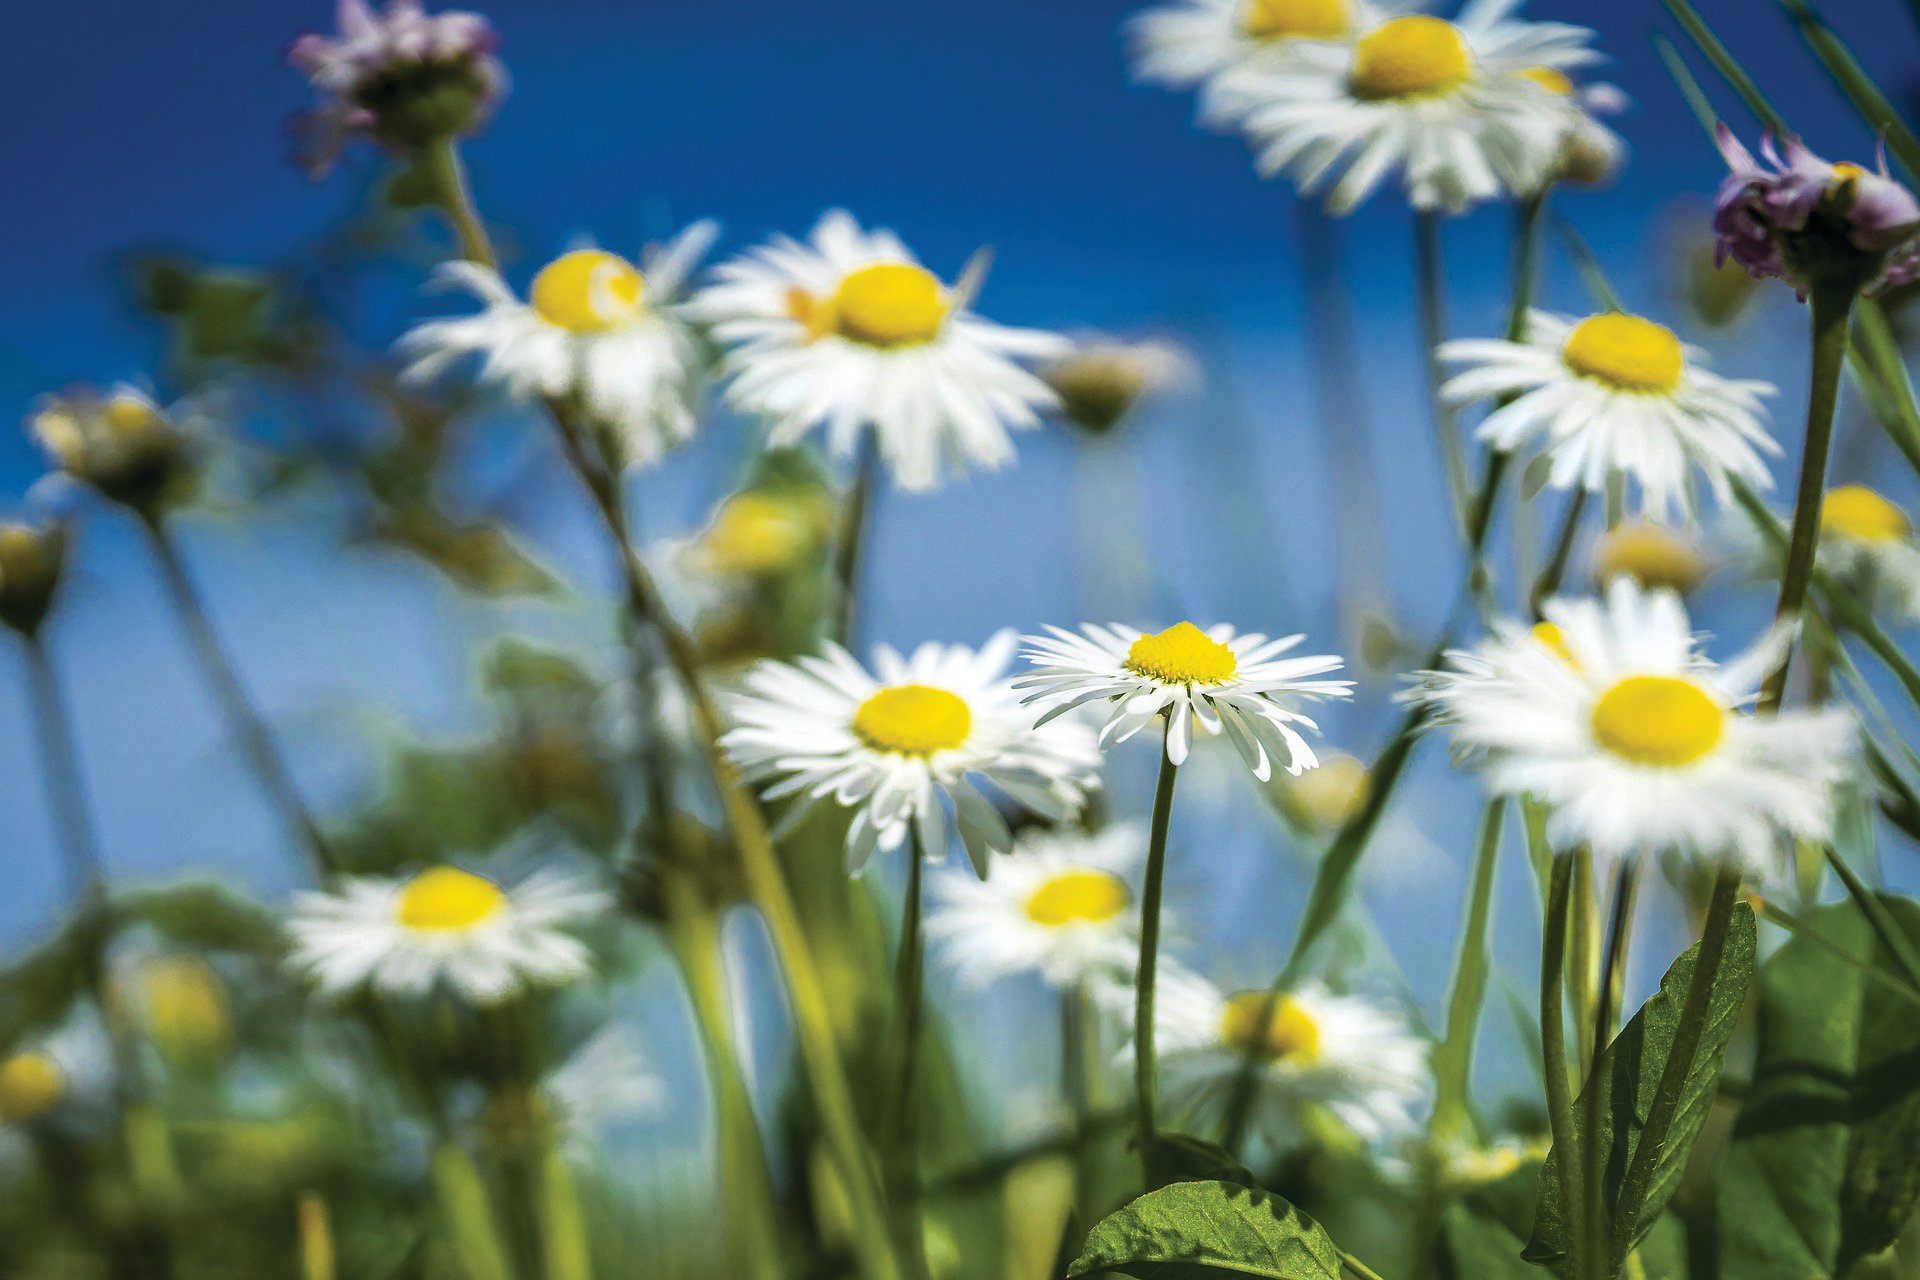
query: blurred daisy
[
  {"left": 1439, "top": 309, "right": 1778, "bottom": 518},
  {"left": 683, "top": 489, "right": 827, "bottom": 581},
  {"left": 398, "top": 225, "right": 716, "bottom": 467},
  {"left": 1592, "top": 519, "right": 1709, "bottom": 596},
  {"left": 1816, "top": 485, "right": 1920, "bottom": 619},
  {"left": 29, "top": 384, "right": 197, "bottom": 512},
  {"left": 1041, "top": 337, "right": 1195, "bottom": 437},
  {"left": 1150, "top": 967, "right": 1428, "bottom": 1150},
  {"left": 542, "top": 1028, "right": 664, "bottom": 1159},
  {"left": 1218, "top": 2, "right": 1600, "bottom": 213},
  {"left": 1017, "top": 621, "right": 1351, "bottom": 777},
  {"left": 722, "top": 631, "right": 1102, "bottom": 874},
  {"left": 1511, "top": 68, "right": 1627, "bottom": 189},
  {"left": 928, "top": 825, "right": 1144, "bottom": 991},
  {"left": 691, "top": 210, "right": 1067, "bottom": 492},
  {"left": 1414, "top": 580, "right": 1855, "bottom": 873},
  {"left": 288, "top": 866, "right": 608, "bottom": 1002},
  {"left": 0, "top": 1017, "right": 112, "bottom": 1129}
]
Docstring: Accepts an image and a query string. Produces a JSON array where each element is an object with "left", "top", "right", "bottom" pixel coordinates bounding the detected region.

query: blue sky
[{"left": 1, "top": 0, "right": 1915, "bottom": 1088}]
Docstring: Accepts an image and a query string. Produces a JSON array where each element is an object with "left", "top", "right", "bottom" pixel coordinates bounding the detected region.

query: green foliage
[
  {"left": 1069, "top": 1180, "right": 1344, "bottom": 1280},
  {"left": 1719, "top": 897, "right": 1920, "bottom": 1278},
  {"left": 1528, "top": 905, "right": 1757, "bottom": 1268}
]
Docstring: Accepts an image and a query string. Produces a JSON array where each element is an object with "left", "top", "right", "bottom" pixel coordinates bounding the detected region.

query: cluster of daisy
[{"left": 1130, "top": 0, "right": 1623, "bottom": 213}]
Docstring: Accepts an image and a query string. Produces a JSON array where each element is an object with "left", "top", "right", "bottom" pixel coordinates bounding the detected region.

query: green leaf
[
  {"left": 1527, "top": 906, "right": 1757, "bottom": 1267},
  {"left": 1069, "top": 1180, "right": 1343, "bottom": 1280},
  {"left": 1718, "top": 897, "right": 1920, "bottom": 1278},
  {"left": 117, "top": 883, "right": 284, "bottom": 955},
  {"left": 1438, "top": 1161, "right": 1549, "bottom": 1280}
]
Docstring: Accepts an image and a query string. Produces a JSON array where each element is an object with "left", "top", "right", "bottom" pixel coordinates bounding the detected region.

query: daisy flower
[
  {"left": 1514, "top": 68, "right": 1628, "bottom": 189},
  {"left": 397, "top": 224, "right": 716, "bottom": 468},
  {"left": 1591, "top": 519, "right": 1709, "bottom": 596},
  {"left": 1149, "top": 967, "right": 1428, "bottom": 1150},
  {"left": 287, "top": 865, "right": 608, "bottom": 1002},
  {"left": 1439, "top": 309, "right": 1778, "bottom": 519},
  {"left": 1815, "top": 485, "right": 1920, "bottom": 620},
  {"left": 542, "top": 1028, "right": 665, "bottom": 1160},
  {"left": 928, "top": 825, "right": 1144, "bottom": 991},
  {"left": 1414, "top": 580, "right": 1855, "bottom": 873},
  {"left": 1216, "top": 0, "right": 1601, "bottom": 213},
  {"left": 721, "top": 631, "right": 1102, "bottom": 874},
  {"left": 28, "top": 384, "right": 197, "bottom": 513},
  {"left": 1016, "top": 621, "right": 1352, "bottom": 777},
  {"left": 690, "top": 210, "right": 1068, "bottom": 492}
]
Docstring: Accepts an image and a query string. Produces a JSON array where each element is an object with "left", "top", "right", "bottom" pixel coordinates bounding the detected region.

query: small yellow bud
[
  {"left": 1278, "top": 753, "right": 1371, "bottom": 833},
  {"left": 1042, "top": 340, "right": 1191, "bottom": 437},
  {"left": 0, "top": 1052, "right": 66, "bottom": 1123},
  {"left": 0, "top": 521, "right": 68, "bottom": 636},
  {"left": 1592, "top": 520, "right": 1707, "bottom": 595},
  {"left": 138, "top": 957, "right": 234, "bottom": 1067}
]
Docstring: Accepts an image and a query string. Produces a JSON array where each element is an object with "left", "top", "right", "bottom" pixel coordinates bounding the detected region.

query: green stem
[
  {"left": 416, "top": 136, "right": 498, "bottom": 270},
  {"left": 1340, "top": 1250, "right": 1388, "bottom": 1280},
  {"left": 892, "top": 833, "right": 930, "bottom": 1280},
  {"left": 1758, "top": 280, "right": 1856, "bottom": 713},
  {"left": 1415, "top": 210, "right": 1472, "bottom": 535},
  {"left": 431, "top": 1142, "right": 518, "bottom": 1280},
  {"left": 1062, "top": 982, "right": 1100, "bottom": 1230},
  {"left": 1541, "top": 856, "right": 1586, "bottom": 1280},
  {"left": 141, "top": 514, "right": 334, "bottom": 877},
  {"left": 1429, "top": 799, "right": 1507, "bottom": 1142},
  {"left": 1134, "top": 735, "right": 1181, "bottom": 1186},
  {"left": 1583, "top": 859, "right": 1640, "bottom": 1280},
  {"left": 537, "top": 1142, "right": 593, "bottom": 1280},
  {"left": 1531, "top": 490, "right": 1589, "bottom": 619},
  {"left": 1821, "top": 845, "right": 1920, "bottom": 993},
  {"left": 831, "top": 432, "right": 880, "bottom": 648}
]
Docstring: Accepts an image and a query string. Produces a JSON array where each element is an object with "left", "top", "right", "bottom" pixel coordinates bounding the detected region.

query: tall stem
[
  {"left": 890, "top": 834, "right": 930, "bottom": 1280},
  {"left": 1582, "top": 859, "right": 1640, "bottom": 1280},
  {"left": 1062, "top": 981, "right": 1100, "bottom": 1229},
  {"left": 544, "top": 403, "right": 901, "bottom": 1280},
  {"left": 1759, "top": 279, "right": 1856, "bottom": 713},
  {"left": 1414, "top": 211, "right": 1471, "bottom": 535},
  {"left": 416, "top": 135, "right": 498, "bottom": 270},
  {"left": 24, "top": 637, "right": 106, "bottom": 911},
  {"left": 1134, "top": 735, "right": 1180, "bottom": 1186},
  {"left": 831, "top": 432, "right": 881, "bottom": 648},
  {"left": 141, "top": 515, "right": 333, "bottom": 876},
  {"left": 1541, "top": 856, "right": 1586, "bottom": 1277}
]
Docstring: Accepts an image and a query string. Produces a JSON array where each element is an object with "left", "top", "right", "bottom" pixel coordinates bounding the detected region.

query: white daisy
[
  {"left": 1216, "top": 0, "right": 1601, "bottom": 213},
  {"left": 287, "top": 865, "right": 608, "bottom": 1002},
  {"left": 690, "top": 210, "right": 1068, "bottom": 492},
  {"left": 1414, "top": 579, "right": 1855, "bottom": 873},
  {"left": 721, "top": 630, "right": 1102, "bottom": 874},
  {"left": 928, "top": 824, "right": 1145, "bottom": 992},
  {"left": 1128, "top": 0, "right": 1411, "bottom": 128},
  {"left": 397, "top": 223, "right": 716, "bottom": 467},
  {"left": 1149, "top": 967, "right": 1428, "bottom": 1150},
  {"left": 1439, "top": 309, "right": 1778, "bottom": 519},
  {"left": 0, "top": 1016, "right": 111, "bottom": 1128},
  {"left": 1016, "top": 621, "right": 1352, "bottom": 777},
  {"left": 1815, "top": 485, "right": 1920, "bottom": 621},
  {"left": 543, "top": 1028, "right": 665, "bottom": 1159}
]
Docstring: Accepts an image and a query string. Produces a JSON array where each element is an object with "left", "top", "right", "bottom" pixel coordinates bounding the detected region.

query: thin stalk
[
  {"left": 1567, "top": 851, "right": 1599, "bottom": 1062},
  {"left": 1530, "top": 490, "right": 1589, "bottom": 619},
  {"left": 1062, "top": 982, "right": 1100, "bottom": 1229},
  {"left": 415, "top": 135, "right": 498, "bottom": 270},
  {"left": 831, "top": 432, "right": 881, "bottom": 648},
  {"left": 1582, "top": 860, "right": 1641, "bottom": 1280},
  {"left": 1429, "top": 799, "right": 1507, "bottom": 1142},
  {"left": 1757, "top": 278, "right": 1856, "bottom": 712},
  {"left": 297, "top": 1192, "right": 336, "bottom": 1280},
  {"left": 1134, "top": 734, "right": 1181, "bottom": 1186},
  {"left": 1755, "top": 895, "right": 1920, "bottom": 1010},
  {"left": 891, "top": 834, "right": 930, "bottom": 1280},
  {"left": 543, "top": 402, "right": 901, "bottom": 1280},
  {"left": 23, "top": 636, "right": 108, "bottom": 915},
  {"left": 141, "top": 514, "right": 333, "bottom": 876},
  {"left": 1340, "top": 1251, "right": 1388, "bottom": 1280},
  {"left": 430, "top": 1142, "right": 518, "bottom": 1280},
  {"left": 1541, "top": 856, "right": 1586, "bottom": 1280},
  {"left": 1414, "top": 210, "right": 1472, "bottom": 535},
  {"left": 1607, "top": 867, "right": 1741, "bottom": 1265},
  {"left": 1821, "top": 845, "right": 1920, "bottom": 993},
  {"left": 537, "top": 1142, "right": 593, "bottom": 1280}
]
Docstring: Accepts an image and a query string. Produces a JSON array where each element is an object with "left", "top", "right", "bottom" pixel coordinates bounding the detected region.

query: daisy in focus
[
  {"left": 690, "top": 210, "right": 1068, "bottom": 492},
  {"left": 721, "top": 631, "right": 1102, "bottom": 874},
  {"left": 1414, "top": 580, "right": 1855, "bottom": 874},
  {"left": 928, "top": 825, "right": 1144, "bottom": 992},
  {"left": 1150, "top": 967, "right": 1428, "bottom": 1150},
  {"left": 287, "top": 865, "right": 608, "bottom": 1002},
  {"left": 1017, "top": 621, "right": 1351, "bottom": 777},
  {"left": 1216, "top": 1, "right": 1600, "bottom": 213},
  {"left": 1439, "top": 309, "right": 1778, "bottom": 518},
  {"left": 397, "top": 224, "right": 716, "bottom": 468}
]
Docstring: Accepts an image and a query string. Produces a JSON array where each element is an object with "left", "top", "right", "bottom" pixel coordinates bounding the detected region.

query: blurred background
[{"left": 3, "top": 0, "right": 1917, "bottom": 1159}]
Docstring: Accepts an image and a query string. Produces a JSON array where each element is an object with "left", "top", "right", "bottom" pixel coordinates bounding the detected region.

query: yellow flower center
[
  {"left": 1821, "top": 484, "right": 1911, "bottom": 543},
  {"left": 1283, "top": 753, "right": 1371, "bottom": 832},
  {"left": 1219, "top": 991, "right": 1323, "bottom": 1064},
  {"left": 1241, "top": 0, "right": 1350, "bottom": 41},
  {"left": 529, "top": 250, "right": 645, "bottom": 334},
  {"left": 396, "top": 866, "right": 508, "bottom": 931},
  {"left": 0, "top": 1053, "right": 65, "bottom": 1123},
  {"left": 140, "top": 957, "right": 234, "bottom": 1064},
  {"left": 1561, "top": 313, "right": 1686, "bottom": 394},
  {"left": 1123, "top": 622, "right": 1239, "bottom": 686},
  {"left": 700, "top": 493, "right": 815, "bottom": 576},
  {"left": 102, "top": 394, "right": 162, "bottom": 437},
  {"left": 1829, "top": 160, "right": 1868, "bottom": 193},
  {"left": 1594, "top": 522, "right": 1707, "bottom": 595},
  {"left": 851, "top": 684, "right": 973, "bottom": 756},
  {"left": 1351, "top": 17, "right": 1472, "bottom": 101},
  {"left": 1024, "top": 869, "right": 1131, "bottom": 926},
  {"left": 827, "top": 263, "right": 949, "bottom": 347},
  {"left": 1531, "top": 621, "right": 1577, "bottom": 666},
  {"left": 1590, "top": 675, "right": 1725, "bottom": 767},
  {"left": 1519, "top": 66, "right": 1574, "bottom": 95}
]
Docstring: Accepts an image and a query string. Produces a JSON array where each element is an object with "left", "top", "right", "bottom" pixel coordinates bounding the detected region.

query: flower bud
[
  {"left": 0, "top": 1052, "right": 65, "bottom": 1123},
  {"left": 0, "top": 520, "right": 69, "bottom": 637},
  {"left": 1276, "top": 752, "right": 1370, "bottom": 834},
  {"left": 29, "top": 388, "right": 194, "bottom": 515},
  {"left": 691, "top": 491, "right": 825, "bottom": 579},
  {"left": 135, "top": 957, "right": 235, "bottom": 1070},
  {"left": 1041, "top": 340, "right": 1191, "bottom": 438},
  {"left": 1592, "top": 521, "right": 1707, "bottom": 596}
]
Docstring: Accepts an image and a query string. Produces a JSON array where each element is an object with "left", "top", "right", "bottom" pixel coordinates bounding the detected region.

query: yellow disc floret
[
  {"left": 699, "top": 492, "right": 816, "bottom": 576},
  {"left": 0, "top": 1053, "right": 65, "bottom": 1123},
  {"left": 396, "top": 866, "right": 508, "bottom": 931},
  {"left": 1594, "top": 521, "right": 1708, "bottom": 595},
  {"left": 530, "top": 250, "right": 644, "bottom": 334},
  {"left": 829, "top": 263, "right": 949, "bottom": 347},
  {"left": 851, "top": 684, "right": 973, "bottom": 756},
  {"left": 1821, "top": 484, "right": 1911, "bottom": 543},
  {"left": 1590, "top": 675, "right": 1725, "bottom": 767},
  {"left": 1531, "top": 621, "right": 1578, "bottom": 666},
  {"left": 1219, "top": 991, "right": 1323, "bottom": 1064},
  {"left": 1024, "top": 870, "right": 1131, "bottom": 926},
  {"left": 1561, "top": 313, "right": 1686, "bottom": 394},
  {"left": 1351, "top": 17, "right": 1472, "bottom": 101},
  {"left": 1124, "top": 622, "right": 1239, "bottom": 686},
  {"left": 1241, "top": 0, "right": 1350, "bottom": 41},
  {"left": 1519, "top": 66, "right": 1574, "bottom": 95}
]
